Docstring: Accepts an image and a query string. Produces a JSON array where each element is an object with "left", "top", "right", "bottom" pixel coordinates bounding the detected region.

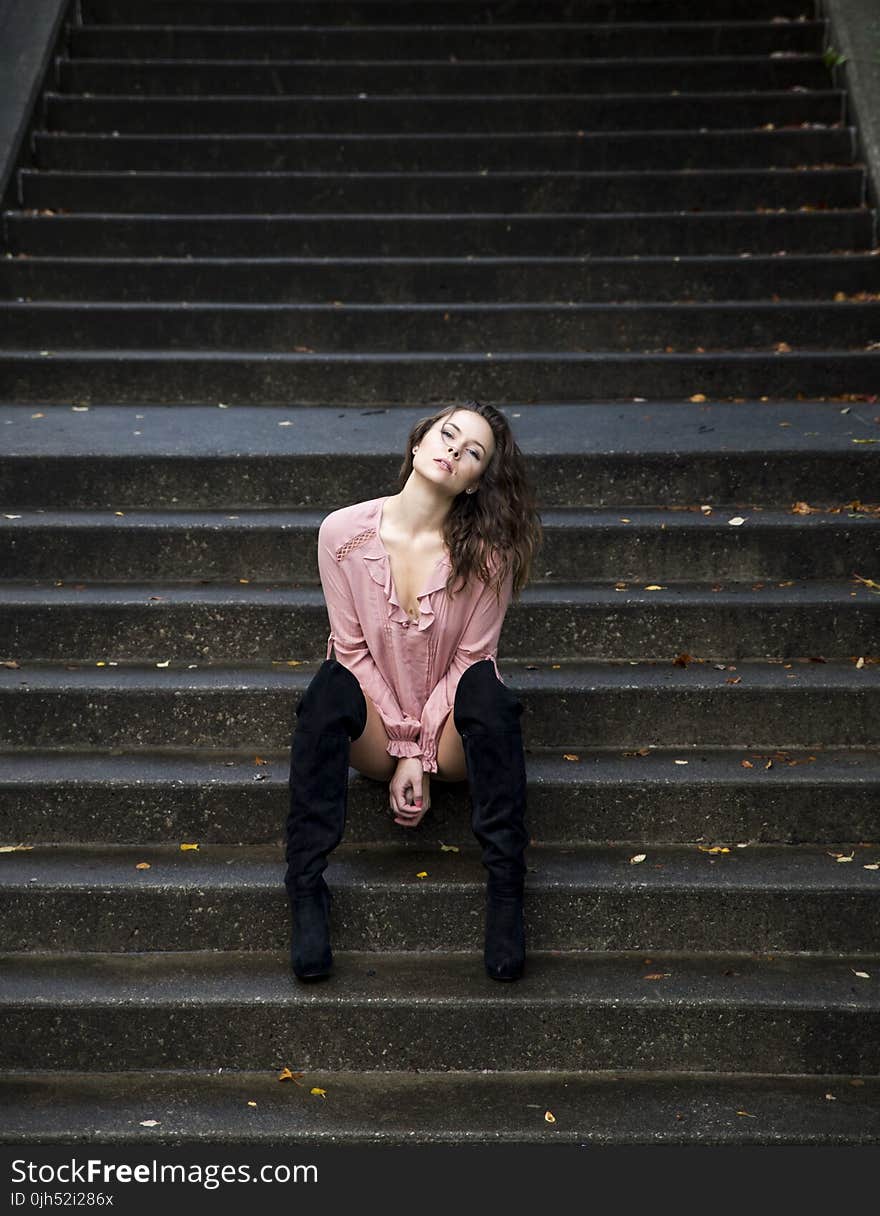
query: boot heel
[
  {"left": 291, "top": 884, "right": 333, "bottom": 980},
  {"left": 484, "top": 885, "right": 525, "bottom": 981}
]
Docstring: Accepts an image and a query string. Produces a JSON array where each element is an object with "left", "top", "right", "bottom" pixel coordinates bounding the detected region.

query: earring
[
  {"left": 412, "top": 446, "right": 418, "bottom": 454},
  {"left": 466, "top": 487, "right": 477, "bottom": 494}
]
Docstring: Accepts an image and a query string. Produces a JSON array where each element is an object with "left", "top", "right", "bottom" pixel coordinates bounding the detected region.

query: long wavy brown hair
[{"left": 394, "top": 400, "right": 543, "bottom": 604}]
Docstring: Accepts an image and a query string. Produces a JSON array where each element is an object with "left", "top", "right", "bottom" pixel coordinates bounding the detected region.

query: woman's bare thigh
[
  {"left": 349, "top": 693, "right": 396, "bottom": 781},
  {"left": 349, "top": 696, "right": 468, "bottom": 784}
]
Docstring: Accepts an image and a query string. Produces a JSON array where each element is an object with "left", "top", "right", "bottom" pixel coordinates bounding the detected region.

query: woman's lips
[{"left": 434, "top": 458, "right": 453, "bottom": 473}]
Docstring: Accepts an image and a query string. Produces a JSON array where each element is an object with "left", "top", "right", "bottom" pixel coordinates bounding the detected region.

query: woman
[{"left": 284, "top": 399, "right": 542, "bottom": 984}]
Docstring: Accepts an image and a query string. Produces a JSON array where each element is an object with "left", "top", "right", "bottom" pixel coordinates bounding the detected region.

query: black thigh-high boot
[
  {"left": 284, "top": 658, "right": 367, "bottom": 980},
  {"left": 453, "top": 658, "right": 529, "bottom": 981}
]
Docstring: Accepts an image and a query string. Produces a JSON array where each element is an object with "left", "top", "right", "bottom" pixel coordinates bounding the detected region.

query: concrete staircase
[{"left": 1, "top": 0, "right": 879, "bottom": 1145}]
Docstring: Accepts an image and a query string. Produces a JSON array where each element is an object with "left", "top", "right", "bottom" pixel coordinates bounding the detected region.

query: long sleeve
[
  {"left": 418, "top": 562, "right": 515, "bottom": 775},
  {"left": 317, "top": 519, "right": 423, "bottom": 761}
]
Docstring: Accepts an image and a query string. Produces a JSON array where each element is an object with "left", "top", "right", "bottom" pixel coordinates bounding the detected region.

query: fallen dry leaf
[
  {"left": 310, "top": 1087, "right": 327, "bottom": 1098},
  {"left": 135, "top": 862, "right": 151, "bottom": 870},
  {"left": 278, "top": 1068, "right": 305, "bottom": 1085},
  {"left": 0, "top": 843, "right": 34, "bottom": 853},
  {"left": 180, "top": 842, "right": 199, "bottom": 851},
  {"left": 544, "top": 1110, "right": 556, "bottom": 1123},
  {"left": 630, "top": 853, "right": 647, "bottom": 864}
]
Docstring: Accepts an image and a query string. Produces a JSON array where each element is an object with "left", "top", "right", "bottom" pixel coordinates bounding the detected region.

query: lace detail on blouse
[{"left": 335, "top": 528, "right": 375, "bottom": 563}]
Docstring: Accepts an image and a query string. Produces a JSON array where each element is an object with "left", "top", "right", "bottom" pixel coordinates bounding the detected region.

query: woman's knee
[{"left": 295, "top": 658, "right": 367, "bottom": 739}]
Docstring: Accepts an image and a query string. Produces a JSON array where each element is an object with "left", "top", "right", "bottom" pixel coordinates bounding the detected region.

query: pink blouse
[{"left": 317, "top": 495, "right": 514, "bottom": 774}]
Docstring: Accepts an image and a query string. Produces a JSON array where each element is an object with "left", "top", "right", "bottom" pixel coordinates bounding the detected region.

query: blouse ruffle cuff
[{"left": 386, "top": 739, "right": 424, "bottom": 760}]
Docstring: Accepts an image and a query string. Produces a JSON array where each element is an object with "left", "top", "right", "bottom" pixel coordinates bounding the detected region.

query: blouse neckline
[{"left": 362, "top": 495, "right": 452, "bottom": 630}]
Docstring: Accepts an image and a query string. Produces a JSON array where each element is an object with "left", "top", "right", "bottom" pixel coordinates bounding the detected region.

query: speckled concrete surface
[{"left": 1, "top": 1068, "right": 878, "bottom": 1146}]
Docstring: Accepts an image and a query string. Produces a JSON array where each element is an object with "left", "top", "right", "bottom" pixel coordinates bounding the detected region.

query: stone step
[
  {"left": 2, "top": 1065, "right": 877, "bottom": 1145},
  {"left": 2, "top": 950, "right": 878, "bottom": 1073},
  {"left": 64, "top": 23, "right": 827, "bottom": 63},
  {"left": 0, "top": 578, "right": 876, "bottom": 663},
  {"left": 2, "top": 401, "right": 871, "bottom": 509},
  {"left": 3, "top": 507, "right": 877, "bottom": 581},
  {"left": 2, "top": 348, "right": 878, "bottom": 404},
  {"left": 1, "top": 745, "right": 875, "bottom": 846},
  {"left": 5, "top": 252, "right": 877, "bottom": 303},
  {"left": 0, "top": 659, "right": 876, "bottom": 750},
  {"left": 3, "top": 1065, "right": 875, "bottom": 1147},
  {"left": 42, "top": 89, "right": 846, "bottom": 134},
  {"left": 6, "top": 210, "right": 871, "bottom": 258},
  {"left": 80, "top": 0, "right": 819, "bottom": 26},
  {"left": 18, "top": 167, "right": 865, "bottom": 213},
  {"left": 32, "top": 128, "right": 858, "bottom": 174},
  {"left": 56, "top": 54, "right": 828, "bottom": 94},
  {"left": 1, "top": 841, "right": 878, "bottom": 952},
  {"left": 5, "top": 299, "right": 879, "bottom": 352}
]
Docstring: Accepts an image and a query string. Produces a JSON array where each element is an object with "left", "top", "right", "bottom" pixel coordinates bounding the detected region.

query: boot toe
[{"left": 290, "top": 887, "right": 334, "bottom": 980}]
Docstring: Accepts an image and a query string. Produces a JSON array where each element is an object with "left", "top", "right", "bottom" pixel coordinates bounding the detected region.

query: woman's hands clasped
[{"left": 389, "top": 757, "right": 431, "bottom": 828}]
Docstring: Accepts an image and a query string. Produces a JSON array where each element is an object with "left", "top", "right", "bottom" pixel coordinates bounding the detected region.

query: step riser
[
  {"left": 2, "top": 887, "right": 877, "bottom": 952},
  {"left": 3, "top": 1069, "right": 878, "bottom": 1147},
  {"left": 5, "top": 255, "right": 877, "bottom": 303},
  {"left": 2, "top": 770, "right": 876, "bottom": 845},
  {"left": 4, "top": 303, "right": 877, "bottom": 352},
  {"left": 67, "top": 24, "right": 826, "bottom": 60},
  {"left": 2, "top": 353, "right": 878, "bottom": 404},
  {"left": 1, "top": 1005, "right": 874, "bottom": 1074},
  {"left": 8, "top": 214, "right": 869, "bottom": 257},
  {"left": 1, "top": 600, "right": 876, "bottom": 663},
  {"left": 44, "top": 93, "right": 845, "bottom": 134},
  {"left": 4, "top": 523, "right": 877, "bottom": 581},
  {"left": 58, "top": 57, "right": 829, "bottom": 92},
  {"left": 33, "top": 131, "right": 856, "bottom": 174},
  {"left": 1, "top": 684, "right": 876, "bottom": 749},
  {"left": 81, "top": 0, "right": 820, "bottom": 24},
  {"left": 19, "top": 169, "right": 864, "bottom": 213},
  {"left": 3, "top": 454, "right": 873, "bottom": 511}
]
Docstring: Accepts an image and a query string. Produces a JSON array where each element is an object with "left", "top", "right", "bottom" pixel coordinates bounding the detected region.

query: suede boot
[
  {"left": 284, "top": 658, "right": 367, "bottom": 980},
  {"left": 453, "top": 658, "right": 529, "bottom": 981}
]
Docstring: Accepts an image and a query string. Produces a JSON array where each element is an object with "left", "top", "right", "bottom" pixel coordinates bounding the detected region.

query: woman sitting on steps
[{"left": 283, "top": 398, "right": 542, "bottom": 983}]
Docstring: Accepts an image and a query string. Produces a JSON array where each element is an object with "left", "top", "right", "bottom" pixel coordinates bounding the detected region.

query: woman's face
[{"left": 417, "top": 409, "right": 495, "bottom": 497}]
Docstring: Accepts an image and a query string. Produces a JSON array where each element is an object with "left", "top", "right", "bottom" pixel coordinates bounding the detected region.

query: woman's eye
[{"left": 441, "top": 429, "right": 479, "bottom": 458}]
